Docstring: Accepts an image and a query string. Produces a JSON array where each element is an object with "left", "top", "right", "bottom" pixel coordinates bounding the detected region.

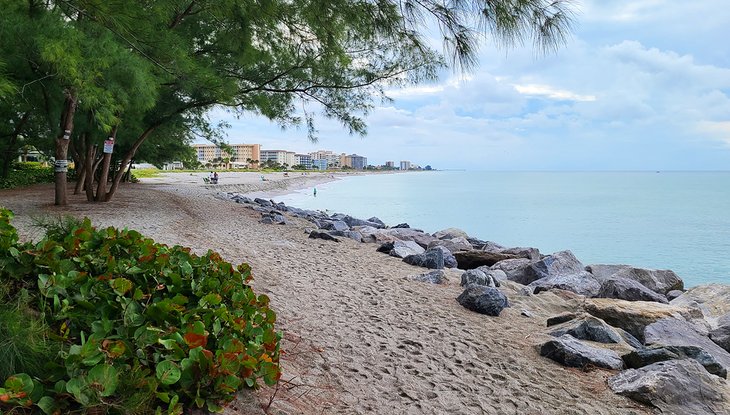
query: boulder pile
[{"left": 221, "top": 192, "right": 730, "bottom": 414}]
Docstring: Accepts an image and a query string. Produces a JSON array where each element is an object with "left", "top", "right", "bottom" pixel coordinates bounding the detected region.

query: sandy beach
[{"left": 0, "top": 173, "right": 652, "bottom": 415}]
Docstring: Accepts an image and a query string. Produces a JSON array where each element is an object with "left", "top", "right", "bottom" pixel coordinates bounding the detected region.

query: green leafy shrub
[
  {"left": 0, "top": 208, "right": 281, "bottom": 414},
  {"left": 0, "top": 162, "right": 77, "bottom": 189}
]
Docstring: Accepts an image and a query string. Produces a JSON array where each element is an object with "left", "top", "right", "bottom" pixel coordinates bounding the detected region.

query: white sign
[
  {"left": 103, "top": 139, "right": 114, "bottom": 154},
  {"left": 54, "top": 160, "right": 68, "bottom": 173}
]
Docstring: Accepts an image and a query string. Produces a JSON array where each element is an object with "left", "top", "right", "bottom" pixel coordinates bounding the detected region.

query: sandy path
[{"left": 0, "top": 181, "right": 651, "bottom": 415}]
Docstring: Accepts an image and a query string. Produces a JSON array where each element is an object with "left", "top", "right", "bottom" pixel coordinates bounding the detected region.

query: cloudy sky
[{"left": 208, "top": 1, "right": 730, "bottom": 170}]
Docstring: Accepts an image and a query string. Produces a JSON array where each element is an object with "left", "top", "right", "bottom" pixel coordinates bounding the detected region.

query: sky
[{"left": 205, "top": 0, "right": 730, "bottom": 171}]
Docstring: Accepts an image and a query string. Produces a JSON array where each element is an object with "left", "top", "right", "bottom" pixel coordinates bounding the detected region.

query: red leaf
[{"left": 184, "top": 332, "right": 208, "bottom": 349}]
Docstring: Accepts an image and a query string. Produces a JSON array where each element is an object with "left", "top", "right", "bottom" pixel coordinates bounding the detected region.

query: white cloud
[{"left": 512, "top": 83, "right": 596, "bottom": 102}]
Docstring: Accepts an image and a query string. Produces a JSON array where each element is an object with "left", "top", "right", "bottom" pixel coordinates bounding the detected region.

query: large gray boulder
[
  {"left": 326, "top": 230, "right": 363, "bottom": 242},
  {"left": 596, "top": 277, "right": 669, "bottom": 304},
  {"left": 710, "top": 313, "right": 730, "bottom": 353},
  {"left": 387, "top": 228, "right": 437, "bottom": 248},
  {"left": 549, "top": 316, "right": 623, "bottom": 344},
  {"left": 403, "top": 247, "right": 445, "bottom": 269},
  {"left": 490, "top": 258, "right": 533, "bottom": 284},
  {"left": 528, "top": 271, "right": 601, "bottom": 297},
  {"left": 427, "top": 237, "right": 472, "bottom": 253},
  {"left": 460, "top": 268, "right": 503, "bottom": 288},
  {"left": 540, "top": 334, "right": 624, "bottom": 370},
  {"left": 584, "top": 298, "right": 691, "bottom": 342},
  {"left": 433, "top": 227, "right": 469, "bottom": 240},
  {"left": 586, "top": 264, "right": 683, "bottom": 295},
  {"left": 319, "top": 220, "right": 349, "bottom": 232},
  {"left": 609, "top": 359, "right": 730, "bottom": 415},
  {"left": 644, "top": 317, "right": 730, "bottom": 378},
  {"left": 670, "top": 284, "right": 730, "bottom": 320},
  {"left": 308, "top": 231, "right": 340, "bottom": 242},
  {"left": 389, "top": 240, "right": 425, "bottom": 259},
  {"left": 456, "top": 286, "right": 509, "bottom": 316},
  {"left": 524, "top": 250, "right": 585, "bottom": 285},
  {"left": 500, "top": 246, "right": 541, "bottom": 261},
  {"left": 622, "top": 345, "right": 727, "bottom": 378},
  {"left": 430, "top": 245, "right": 458, "bottom": 268},
  {"left": 453, "top": 251, "right": 519, "bottom": 269}
]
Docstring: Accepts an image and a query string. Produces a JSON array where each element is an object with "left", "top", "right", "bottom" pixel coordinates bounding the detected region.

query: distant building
[
  {"left": 192, "top": 143, "right": 260, "bottom": 167},
  {"left": 312, "top": 159, "right": 328, "bottom": 171},
  {"left": 385, "top": 161, "right": 395, "bottom": 168},
  {"left": 342, "top": 154, "right": 367, "bottom": 170},
  {"left": 260, "top": 150, "right": 296, "bottom": 167},
  {"left": 295, "top": 154, "right": 312, "bottom": 169},
  {"left": 400, "top": 161, "right": 411, "bottom": 171},
  {"left": 310, "top": 150, "right": 341, "bottom": 168},
  {"left": 162, "top": 161, "right": 184, "bottom": 170}
]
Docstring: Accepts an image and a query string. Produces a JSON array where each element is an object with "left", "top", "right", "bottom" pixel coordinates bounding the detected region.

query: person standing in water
[{"left": 313, "top": 187, "right": 317, "bottom": 197}]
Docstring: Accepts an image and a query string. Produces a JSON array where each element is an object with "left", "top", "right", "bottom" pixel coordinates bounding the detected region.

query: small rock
[
  {"left": 410, "top": 270, "right": 448, "bottom": 284},
  {"left": 549, "top": 316, "right": 623, "bottom": 344},
  {"left": 666, "top": 289, "right": 684, "bottom": 301},
  {"left": 460, "top": 268, "right": 501, "bottom": 288},
  {"left": 547, "top": 313, "right": 579, "bottom": 327},
  {"left": 253, "top": 198, "right": 272, "bottom": 207},
  {"left": 454, "top": 251, "right": 519, "bottom": 269},
  {"left": 392, "top": 223, "right": 410, "bottom": 228},
  {"left": 403, "top": 248, "right": 445, "bottom": 269},
  {"left": 456, "top": 286, "right": 509, "bottom": 316},
  {"left": 430, "top": 246, "right": 458, "bottom": 268},
  {"left": 521, "top": 309, "right": 533, "bottom": 318},
  {"left": 389, "top": 240, "right": 425, "bottom": 259},
  {"left": 308, "top": 231, "right": 340, "bottom": 242}
]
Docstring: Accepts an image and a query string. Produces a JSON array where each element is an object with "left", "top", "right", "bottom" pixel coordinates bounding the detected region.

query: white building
[
  {"left": 400, "top": 161, "right": 411, "bottom": 170},
  {"left": 260, "top": 150, "right": 296, "bottom": 167}
]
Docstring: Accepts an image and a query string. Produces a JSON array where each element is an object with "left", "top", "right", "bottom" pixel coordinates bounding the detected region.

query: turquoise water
[{"left": 277, "top": 171, "right": 730, "bottom": 287}]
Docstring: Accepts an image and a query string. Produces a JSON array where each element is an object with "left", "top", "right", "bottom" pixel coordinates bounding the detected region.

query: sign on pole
[{"left": 103, "top": 139, "right": 114, "bottom": 154}]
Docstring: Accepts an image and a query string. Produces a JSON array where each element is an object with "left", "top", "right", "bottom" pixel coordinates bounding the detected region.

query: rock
[
  {"left": 500, "top": 247, "right": 541, "bottom": 261},
  {"left": 454, "top": 251, "right": 519, "bottom": 270},
  {"left": 387, "top": 228, "right": 437, "bottom": 248},
  {"left": 670, "top": 284, "right": 730, "bottom": 319},
  {"left": 586, "top": 264, "right": 683, "bottom": 295},
  {"left": 644, "top": 317, "right": 730, "bottom": 378},
  {"left": 308, "top": 231, "right": 340, "bottom": 242},
  {"left": 524, "top": 250, "right": 585, "bottom": 285},
  {"left": 433, "top": 227, "right": 469, "bottom": 240},
  {"left": 253, "top": 198, "right": 273, "bottom": 207},
  {"left": 427, "top": 237, "right": 472, "bottom": 253},
  {"left": 403, "top": 248, "right": 444, "bottom": 269},
  {"left": 320, "top": 220, "right": 349, "bottom": 232},
  {"left": 260, "top": 212, "right": 286, "bottom": 225},
  {"left": 356, "top": 226, "right": 397, "bottom": 244},
  {"left": 430, "top": 246, "right": 457, "bottom": 268},
  {"left": 596, "top": 277, "right": 669, "bottom": 303},
  {"left": 456, "top": 286, "right": 509, "bottom": 316},
  {"left": 392, "top": 223, "right": 410, "bottom": 228},
  {"left": 490, "top": 258, "right": 533, "bottom": 284},
  {"left": 338, "top": 214, "right": 385, "bottom": 229},
  {"left": 376, "top": 242, "right": 394, "bottom": 253},
  {"left": 410, "top": 270, "right": 448, "bottom": 284},
  {"left": 547, "top": 313, "right": 580, "bottom": 327},
  {"left": 460, "top": 269, "right": 501, "bottom": 288},
  {"left": 710, "top": 313, "right": 730, "bottom": 353},
  {"left": 666, "top": 290, "right": 683, "bottom": 301},
  {"left": 549, "top": 316, "right": 623, "bottom": 344},
  {"left": 327, "top": 230, "right": 363, "bottom": 242},
  {"left": 584, "top": 298, "right": 692, "bottom": 342},
  {"left": 608, "top": 360, "right": 730, "bottom": 415},
  {"left": 521, "top": 309, "right": 533, "bottom": 318},
  {"left": 540, "top": 334, "right": 624, "bottom": 370},
  {"left": 389, "top": 240, "right": 425, "bottom": 259},
  {"left": 622, "top": 345, "right": 727, "bottom": 378},
  {"left": 367, "top": 217, "right": 386, "bottom": 227},
  {"left": 529, "top": 271, "right": 601, "bottom": 297}
]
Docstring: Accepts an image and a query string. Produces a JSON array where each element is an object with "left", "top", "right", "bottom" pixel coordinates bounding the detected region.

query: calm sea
[{"left": 277, "top": 171, "right": 730, "bottom": 287}]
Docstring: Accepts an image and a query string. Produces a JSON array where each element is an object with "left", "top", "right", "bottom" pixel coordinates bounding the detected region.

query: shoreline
[{"left": 2, "top": 180, "right": 728, "bottom": 414}]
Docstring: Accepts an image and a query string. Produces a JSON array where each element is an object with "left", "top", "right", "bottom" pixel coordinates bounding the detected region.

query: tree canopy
[{"left": 0, "top": 0, "right": 575, "bottom": 204}]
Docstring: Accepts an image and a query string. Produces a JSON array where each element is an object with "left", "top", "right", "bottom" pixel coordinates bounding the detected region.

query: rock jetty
[{"left": 221, "top": 191, "right": 730, "bottom": 415}]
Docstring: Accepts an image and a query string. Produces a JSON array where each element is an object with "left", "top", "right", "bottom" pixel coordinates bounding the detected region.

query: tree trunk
[
  {"left": 95, "top": 126, "right": 117, "bottom": 201},
  {"left": 1, "top": 111, "right": 31, "bottom": 179},
  {"left": 104, "top": 124, "right": 158, "bottom": 202},
  {"left": 54, "top": 93, "right": 77, "bottom": 206}
]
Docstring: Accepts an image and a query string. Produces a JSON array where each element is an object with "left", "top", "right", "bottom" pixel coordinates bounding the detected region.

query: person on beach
[
  {"left": 212, "top": 171, "right": 218, "bottom": 184},
  {"left": 313, "top": 187, "right": 317, "bottom": 197}
]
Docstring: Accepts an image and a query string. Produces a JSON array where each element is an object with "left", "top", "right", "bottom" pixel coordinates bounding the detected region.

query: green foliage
[
  {"left": 130, "top": 168, "right": 161, "bottom": 179},
  {"left": 0, "top": 164, "right": 54, "bottom": 189},
  {"left": 0, "top": 208, "right": 281, "bottom": 414}
]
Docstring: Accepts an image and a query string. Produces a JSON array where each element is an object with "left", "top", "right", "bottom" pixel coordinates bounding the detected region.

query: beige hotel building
[{"left": 192, "top": 143, "right": 261, "bottom": 167}]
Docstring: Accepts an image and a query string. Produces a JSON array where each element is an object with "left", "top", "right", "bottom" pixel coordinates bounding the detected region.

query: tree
[{"left": 1, "top": 0, "right": 575, "bottom": 205}]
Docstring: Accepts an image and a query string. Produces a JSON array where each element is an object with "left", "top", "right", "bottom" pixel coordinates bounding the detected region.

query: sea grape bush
[{"left": 0, "top": 208, "right": 281, "bottom": 414}]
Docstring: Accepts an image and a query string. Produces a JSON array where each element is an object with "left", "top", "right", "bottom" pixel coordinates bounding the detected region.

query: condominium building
[
  {"left": 310, "top": 150, "right": 341, "bottom": 168},
  {"left": 295, "top": 154, "right": 313, "bottom": 169},
  {"left": 312, "top": 159, "right": 328, "bottom": 170},
  {"left": 400, "top": 161, "right": 411, "bottom": 171},
  {"left": 192, "top": 143, "right": 260, "bottom": 167},
  {"left": 341, "top": 154, "right": 367, "bottom": 170},
  {"left": 260, "top": 150, "right": 296, "bottom": 167},
  {"left": 385, "top": 161, "right": 395, "bottom": 168}
]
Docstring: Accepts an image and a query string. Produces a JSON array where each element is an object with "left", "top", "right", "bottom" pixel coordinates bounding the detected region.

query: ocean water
[{"left": 277, "top": 171, "right": 730, "bottom": 287}]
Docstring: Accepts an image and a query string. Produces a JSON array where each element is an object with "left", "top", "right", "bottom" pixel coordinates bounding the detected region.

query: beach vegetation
[{"left": 0, "top": 208, "right": 280, "bottom": 414}]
